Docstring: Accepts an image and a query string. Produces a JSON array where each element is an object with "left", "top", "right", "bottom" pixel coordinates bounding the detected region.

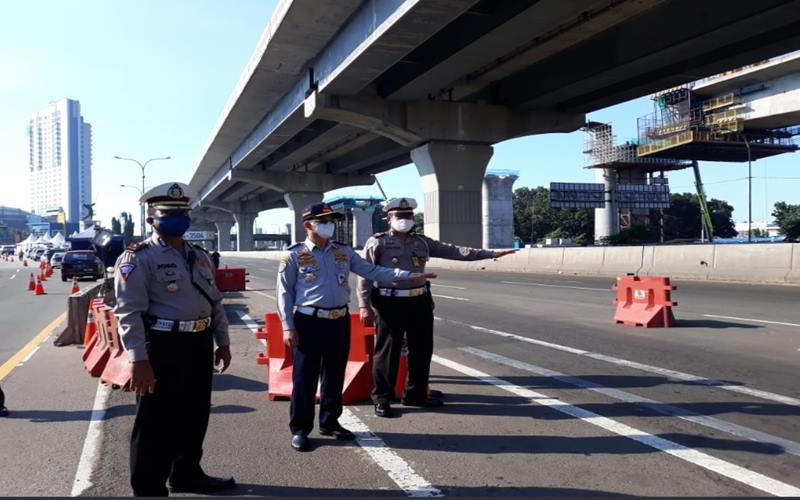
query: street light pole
[
  {"left": 114, "top": 156, "right": 171, "bottom": 239},
  {"left": 741, "top": 136, "right": 752, "bottom": 243}
]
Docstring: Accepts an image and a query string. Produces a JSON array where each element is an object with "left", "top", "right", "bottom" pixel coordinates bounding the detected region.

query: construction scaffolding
[
  {"left": 636, "top": 85, "right": 799, "bottom": 161},
  {"left": 583, "top": 122, "right": 691, "bottom": 172}
]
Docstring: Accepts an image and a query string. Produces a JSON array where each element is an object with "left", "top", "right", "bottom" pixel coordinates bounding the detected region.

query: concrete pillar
[
  {"left": 482, "top": 172, "right": 518, "bottom": 248},
  {"left": 411, "top": 141, "right": 494, "bottom": 247},
  {"left": 594, "top": 168, "right": 618, "bottom": 242},
  {"left": 214, "top": 221, "right": 233, "bottom": 251},
  {"left": 233, "top": 212, "right": 256, "bottom": 252},
  {"left": 352, "top": 207, "right": 375, "bottom": 249},
  {"left": 283, "top": 191, "right": 323, "bottom": 244}
]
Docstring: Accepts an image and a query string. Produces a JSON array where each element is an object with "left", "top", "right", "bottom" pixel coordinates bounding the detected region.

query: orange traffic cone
[
  {"left": 83, "top": 306, "right": 97, "bottom": 346},
  {"left": 27, "top": 273, "right": 36, "bottom": 291},
  {"left": 35, "top": 277, "right": 46, "bottom": 295},
  {"left": 23, "top": 259, "right": 28, "bottom": 267},
  {"left": 39, "top": 270, "right": 47, "bottom": 281},
  {"left": 70, "top": 276, "right": 80, "bottom": 295},
  {"left": 46, "top": 264, "right": 53, "bottom": 277}
]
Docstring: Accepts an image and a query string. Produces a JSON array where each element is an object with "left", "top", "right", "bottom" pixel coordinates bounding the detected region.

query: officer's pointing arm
[
  {"left": 349, "top": 247, "right": 411, "bottom": 282},
  {"left": 114, "top": 251, "right": 150, "bottom": 362},
  {"left": 424, "top": 235, "right": 495, "bottom": 261}
]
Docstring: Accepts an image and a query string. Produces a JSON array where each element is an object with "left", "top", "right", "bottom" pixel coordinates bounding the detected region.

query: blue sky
[{"left": 1, "top": 1, "right": 798, "bottom": 235}]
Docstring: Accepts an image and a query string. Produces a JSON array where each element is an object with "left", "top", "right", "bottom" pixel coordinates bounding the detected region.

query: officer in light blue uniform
[{"left": 277, "top": 202, "right": 435, "bottom": 452}]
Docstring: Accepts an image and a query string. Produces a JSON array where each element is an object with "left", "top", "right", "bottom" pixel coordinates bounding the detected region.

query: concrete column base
[
  {"left": 284, "top": 192, "right": 323, "bottom": 244},
  {"left": 411, "top": 141, "right": 494, "bottom": 247},
  {"left": 214, "top": 221, "right": 234, "bottom": 251},
  {"left": 351, "top": 207, "right": 375, "bottom": 248},
  {"left": 234, "top": 212, "right": 257, "bottom": 252}
]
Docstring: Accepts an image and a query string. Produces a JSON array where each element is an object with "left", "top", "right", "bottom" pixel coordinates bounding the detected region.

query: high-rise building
[{"left": 27, "top": 98, "right": 92, "bottom": 224}]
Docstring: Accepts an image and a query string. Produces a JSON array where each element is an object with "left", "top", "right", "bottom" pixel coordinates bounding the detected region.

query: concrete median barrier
[
  {"left": 599, "top": 247, "right": 645, "bottom": 276},
  {"left": 642, "top": 245, "right": 714, "bottom": 281},
  {"left": 559, "top": 247, "right": 605, "bottom": 275},
  {"left": 710, "top": 243, "right": 794, "bottom": 284},
  {"left": 787, "top": 244, "right": 800, "bottom": 285}
]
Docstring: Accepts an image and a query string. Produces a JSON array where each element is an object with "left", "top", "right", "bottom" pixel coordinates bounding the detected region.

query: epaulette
[
  {"left": 287, "top": 242, "right": 304, "bottom": 250},
  {"left": 372, "top": 231, "right": 389, "bottom": 238},
  {"left": 126, "top": 241, "right": 150, "bottom": 253}
]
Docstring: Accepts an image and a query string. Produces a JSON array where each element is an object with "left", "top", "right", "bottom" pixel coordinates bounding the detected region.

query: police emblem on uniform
[
  {"left": 119, "top": 263, "right": 136, "bottom": 281},
  {"left": 304, "top": 273, "right": 317, "bottom": 283},
  {"left": 167, "top": 183, "right": 184, "bottom": 199},
  {"left": 167, "top": 281, "right": 179, "bottom": 292},
  {"left": 391, "top": 257, "right": 399, "bottom": 264},
  {"left": 399, "top": 198, "right": 409, "bottom": 209}
]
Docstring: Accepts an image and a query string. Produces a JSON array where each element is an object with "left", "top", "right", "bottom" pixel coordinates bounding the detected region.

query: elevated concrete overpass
[{"left": 189, "top": 0, "right": 800, "bottom": 248}]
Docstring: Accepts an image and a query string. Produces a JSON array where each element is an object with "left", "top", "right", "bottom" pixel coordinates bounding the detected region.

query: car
[
  {"left": 42, "top": 247, "right": 60, "bottom": 264},
  {"left": 61, "top": 250, "right": 105, "bottom": 282},
  {"left": 33, "top": 248, "right": 46, "bottom": 261},
  {"left": 50, "top": 251, "right": 66, "bottom": 269},
  {"left": 0, "top": 245, "right": 15, "bottom": 256}
]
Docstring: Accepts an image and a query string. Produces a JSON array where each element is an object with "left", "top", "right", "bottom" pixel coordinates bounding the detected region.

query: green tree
[
  {"left": 772, "top": 202, "right": 800, "bottom": 241},
  {"left": 661, "top": 193, "right": 736, "bottom": 241},
  {"left": 110, "top": 217, "right": 121, "bottom": 235},
  {"left": 513, "top": 186, "right": 594, "bottom": 245},
  {"left": 413, "top": 212, "right": 424, "bottom": 235},
  {"left": 121, "top": 212, "right": 135, "bottom": 245}
]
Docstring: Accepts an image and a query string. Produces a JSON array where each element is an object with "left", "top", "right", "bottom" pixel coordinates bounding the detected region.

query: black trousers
[
  {"left": 371, "top": 292, "right": 434, "bottom": 405},
  {"left": 0, "top": 384, "right": 5, "bottom": 408},
  {"left": 290, "top": 311, "right": 350, "bottom": 436},
  {"left": 130, "top": 330, "right": 214, "bottom": 497}
]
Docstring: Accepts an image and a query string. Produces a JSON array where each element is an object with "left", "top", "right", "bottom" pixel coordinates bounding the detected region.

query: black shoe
[
  {"left": 319, "top": 424, "right": 355, "bottom": 440},
  {"left": 374, "top": 402, "right": 394, "bottom": 418},
  {"left": 168, "top": 473, "right": 235, "bottom": 493},
  {"left": 291, "top": 433, "right": 311, "bottom": 451},
  {"left": 428, "top": 388, "right": 444, "bottom": 399},
  {"left": 0, "top": 406, "right": 8, "bottom": 417},
  {"left": 402, "top": 396, "right": 444, "bottom": 408}
]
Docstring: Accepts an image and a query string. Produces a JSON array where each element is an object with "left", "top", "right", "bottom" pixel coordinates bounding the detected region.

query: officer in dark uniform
[
  {"left": 277, "top": 202, "right": 435, "bottom": 451},
  {"left": 0, "top": 385, "right": 7, "bottom": 417},
  {"left": 358, "top": 197, "right": 516, "bottom": 417},
  {"left": 114, "top": 182, "right": 235, "bottom": 496}
]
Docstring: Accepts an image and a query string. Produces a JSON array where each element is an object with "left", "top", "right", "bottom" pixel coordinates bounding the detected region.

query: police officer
[
  {"left": 358, "top": 197, "right": 516, "bottom": 417},
  {"left": 277, "top": 202, "right": 435, "bottom": 452},
  {"left": 0, "top": 384, "right": 7, "bottom": 417},
  {"left": 114, "top": 182, "right": 235, "bottom": 496}
]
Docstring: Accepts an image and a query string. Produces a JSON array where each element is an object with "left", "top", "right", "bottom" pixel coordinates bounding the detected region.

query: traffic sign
[{"left": 549, "top": 182, "right": 605, "bottom": 208}]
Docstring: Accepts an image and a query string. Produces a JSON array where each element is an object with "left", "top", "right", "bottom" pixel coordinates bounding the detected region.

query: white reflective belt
[
  {"left": 150, "top": 317, "right": 212, "bottom": 333},
  {"left": 377, "top": 286, "right": 427, "bottom": 297},
  {"left": 296, "top": 306, "right": 348, "bottom": 320}
]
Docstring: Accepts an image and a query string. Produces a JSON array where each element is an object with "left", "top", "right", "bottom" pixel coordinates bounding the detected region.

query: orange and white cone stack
[
  {"left": 70, "top": 276, "right": 80, "bottom": 295},
  {"left": 35, "top": 277, "right": 46, "bottom": 295},
  {"left": 27, "top": 273, "right": 36, "bottom": 291},
  {"left": 46, "top": 263, "right": 53, "bottom": 278}
]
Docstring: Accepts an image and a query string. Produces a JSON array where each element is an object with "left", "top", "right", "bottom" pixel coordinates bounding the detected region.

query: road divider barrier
[
  {"left": 55, "top": 283, "right": 103, "bottom": 346},
  {"left": 215, "top": 265, "right": 248, "bottom": 292},
  {"left": 82, "top": 301, "right": 113, "bottom": 377},
  {"left": 255, "top": 312, "right": 375, "bottom": 403},
  {"left": 613, "top": 275, "right": 677, "bottom": 328},
  {"left": 98, "top": 309, "right": 131, "bottom": 390}
]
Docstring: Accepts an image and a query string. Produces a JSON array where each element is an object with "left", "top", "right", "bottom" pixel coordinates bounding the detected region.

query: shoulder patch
[
  {"left": 126, "top": 241, "right": 150, "bottom": 253},
  {"left": 118, "top": 263, "right": 136, "bottom": 281},
  {"left": 288, "top": 242, "right": 304, "bottom": 250}
]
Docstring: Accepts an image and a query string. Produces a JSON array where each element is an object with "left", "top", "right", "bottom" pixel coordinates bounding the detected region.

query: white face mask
[
  {"left": 390, "top": 218, "right": 415, "bottom": 233},
  {"left": 312, "top": 221, "right": 335, "bottom": 239}
]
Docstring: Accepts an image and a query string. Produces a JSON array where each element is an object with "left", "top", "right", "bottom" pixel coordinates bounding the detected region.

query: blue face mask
[{"left": 154, "top": 214, "right": 191, "bottom": 237}]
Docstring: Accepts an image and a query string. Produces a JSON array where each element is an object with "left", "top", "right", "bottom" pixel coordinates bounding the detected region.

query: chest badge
[
  {"left": 304, "top": 274, "right": 317, "bottom": 283},
  {"left": 391, "top": 257, "right": 399, "bottom": 264},
  {"left": 167, "top": 281, "right": 179, "bottom": 293}
]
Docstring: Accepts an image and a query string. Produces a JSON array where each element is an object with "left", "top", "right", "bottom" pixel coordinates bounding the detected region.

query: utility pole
[{"left": 114, "top": 156, "right": 171, "bottom": 238}]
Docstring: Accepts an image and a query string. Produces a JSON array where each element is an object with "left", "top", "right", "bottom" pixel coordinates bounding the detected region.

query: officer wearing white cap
[
  {"left": 277, "top": 202, "right": 436, "bottom": 452},
  {"left": 358, "top": 197, "right": 516, "bottom": 418},
  {"left": 114, "top": 182, "right": 235, "bottom": 496}
]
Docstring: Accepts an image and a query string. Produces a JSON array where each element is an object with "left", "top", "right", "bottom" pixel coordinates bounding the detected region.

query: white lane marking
[
  {"left": 340, "top": 408, "right": 443, "bottom": 497},
  {"left": 432, "top": 294, "right": 470, "bottom": 302},
  {"left": 252, "top": 290, "right": 276, "bottom": 300},
  {"left": 704, "top": 314, "right": 800, "bottom": 328},
  {"left": 500, "top": 281, "right": 608, "bottom": 292},
  {"left": 259, "top": 267, "right": 274, "bottom": 273},
  {"left": 71, "top": 382, "right": 112, "bottom": 496},
  {"left": 9, "top": 273, "right": 17, "bottom": 280},
  {"left": 236, "top": 310, "right": 440, "bottom": 497},
  {"left": 435, "top": 317, "right": 800, "bottom": 408},
  {"left": 432, "top": 354, "right": 800, "bottom": 497},
  {"left": 16, "top": 346, "right": 41, "bottom": 366},
  {"left": 461, "top": 346, "right": 800, "bottom": 457},
  {"left": 431, "top": 284, "right": 465, "bottom": 290}
]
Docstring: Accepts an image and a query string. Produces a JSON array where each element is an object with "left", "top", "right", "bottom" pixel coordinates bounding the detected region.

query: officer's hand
[
  {"left": 360, "top": 307, "right": 375, "bottom": 327},
  {"left": 492, "top": 249, "right": 518, "bottom": 258},
  {"left": 131, "top": 361, "right": 156, "bottom": 396},
  {"left": 408, "top": 272, "right": 437, "bottom": 282},
  {"left": 215, "top": 345, "right": 232, "bottom": 373},
  {"left": 283, "top": 329, "right": 298, "bottom": 349}
]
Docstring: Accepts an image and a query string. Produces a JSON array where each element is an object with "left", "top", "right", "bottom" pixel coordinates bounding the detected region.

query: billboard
[{"left": 549, "top": 182, "right": 605, "bottom": 208}]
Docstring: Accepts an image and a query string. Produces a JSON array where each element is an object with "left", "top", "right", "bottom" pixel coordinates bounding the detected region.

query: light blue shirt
[{"left": 277, "top": 239, "right": 411, "bottom": 330}]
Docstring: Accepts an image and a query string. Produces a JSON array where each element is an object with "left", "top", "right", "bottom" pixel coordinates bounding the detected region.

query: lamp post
[
  {"left": 120, "top": 184, "right": 143, "bottom": 238},
  {"left": 741, "top": 136, "right": 752, "bottom": 243},
  {"left": 114, "top": 156, "right": 171, "bottom": 238}
]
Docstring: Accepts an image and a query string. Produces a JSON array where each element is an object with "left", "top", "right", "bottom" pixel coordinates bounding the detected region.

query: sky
[{"left": 1, "top": 1, "right": 798, "bottom": 236}]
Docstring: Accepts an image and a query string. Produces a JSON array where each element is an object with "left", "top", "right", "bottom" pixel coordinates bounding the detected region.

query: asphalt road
[{"left": 0, "top": 254, "right": 798, "bottom": 496}]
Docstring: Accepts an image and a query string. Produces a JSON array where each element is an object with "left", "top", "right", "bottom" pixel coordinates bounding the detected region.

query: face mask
[
  {"left": 390, "top": 219, "right": 415, "bottom": 233},
  {"left": 154, "top": 214, "right": 191, "bottom": 237},
  {"left": 312, "top": 221, "right": 335, "bottom": 239}
]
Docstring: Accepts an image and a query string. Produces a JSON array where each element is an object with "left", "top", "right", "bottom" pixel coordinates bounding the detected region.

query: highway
[{"left": 0, "top": 254, "right": 798, "bottom": 496}]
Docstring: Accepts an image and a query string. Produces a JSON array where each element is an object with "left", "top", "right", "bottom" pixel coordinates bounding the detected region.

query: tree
[
  {"left": 772, "top": 202, "right": 800, "bottom": 241},
  {"left": 513, "top": 186, "right": 594, "bottom": 245},
  {"left": 110, "top": 217, "right": 121, "bottom": 235},
  {"left": 413, "top": 212, "right": 425, "bottom": 235},
  {"left": 121, "top": 212, "right": 135, "bottom": 245},
  {"left": 661, "top": 193, "right": 736, "bottom": 241}
]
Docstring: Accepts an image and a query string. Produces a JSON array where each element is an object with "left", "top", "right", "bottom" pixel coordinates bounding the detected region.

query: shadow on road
[
  {"left": 213, "top": 373, "right": 267, "bottom": 393},
  {"left": 214, "top": 484, "right": 626, "bottom": 497},
  {"left": 676, "top": 319, "right": 761, "bottom": 329}
]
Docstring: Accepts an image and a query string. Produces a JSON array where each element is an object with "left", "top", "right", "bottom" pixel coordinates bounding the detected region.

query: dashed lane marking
[
  {"left": 0, "top": 312, "right": 66, "bottom": 381},
  {"left": 71, "top": 382, "right": 112, "bottom": 496},
  {"left": 432, "top": 354, "right": 800, "bottom": 497},
  {"left": 252, "top": 290, "right": 276, "bottom": 300},
  {"left": 704, "top": 314, "right": 800, "bottom": 328},
  {"left": 500, "top": 281, "right": 608, "bottom": 292},
  {"left": 431, "top": 284, "right": 465, "bottom": 290},
  {"left": 435, "top": 317, "right": 800, "bottom": 408},
  {"left": 235, "top": 310, "right": 442, "bottom": 497},
  {"left": 461, "top": 346, "right": 800, "bottom": 457},
  {"left": 432, "top": 294, "right": 469, "bottom": 302}
]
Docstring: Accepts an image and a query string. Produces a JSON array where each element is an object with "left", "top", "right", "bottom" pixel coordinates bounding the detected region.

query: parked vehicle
[
  {"left": 50, "top": 252, "right": 66, "bottom": 269},
  {"left": 0, "top": 245, "right": 16, "bottom": 256},
  {"left": 61, "top": 250, "right": 105, "bottom": 282}
]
